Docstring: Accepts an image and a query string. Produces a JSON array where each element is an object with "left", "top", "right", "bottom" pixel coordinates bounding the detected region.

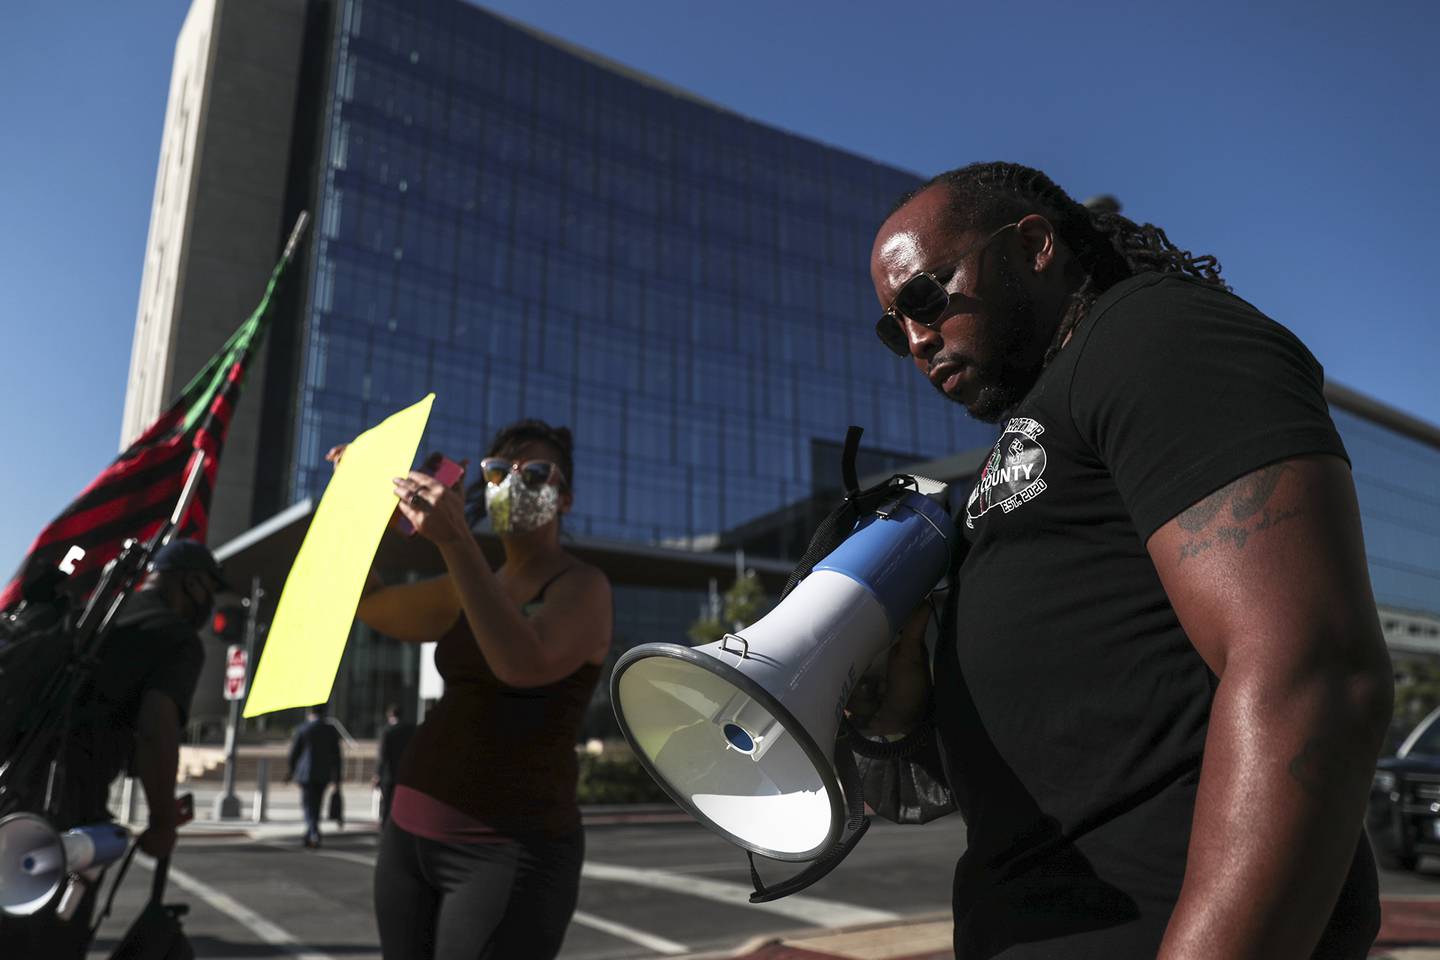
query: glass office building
[
  {"left": 131, "top": 0, "right": 1439, "bottom": 736},
  {"left": 285, "top": 0, "right": 995, "bottom": 548},
  {"left": 1328, "top": 399, "right": 1440, "bottom": 622}
]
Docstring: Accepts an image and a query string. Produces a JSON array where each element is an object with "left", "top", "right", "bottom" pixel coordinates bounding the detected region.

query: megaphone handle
[{"left": 746, "top": 745, "right": 871, "bottom": 904}]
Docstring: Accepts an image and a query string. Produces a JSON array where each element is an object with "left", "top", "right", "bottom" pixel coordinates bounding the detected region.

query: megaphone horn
[
  {"left": 612, "top": 483, "right": 954, "bottom": 862},
  {"left": 0, "top": 813, "right": 130, "bottom": 916}
]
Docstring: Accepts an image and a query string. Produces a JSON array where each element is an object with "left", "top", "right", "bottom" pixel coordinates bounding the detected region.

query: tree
[
  {"left": 686, "top": 570, "right": 769, "bottom": 646},
  {"left": 1391, "top": 656, "right": 1440, "bottom": 751}
]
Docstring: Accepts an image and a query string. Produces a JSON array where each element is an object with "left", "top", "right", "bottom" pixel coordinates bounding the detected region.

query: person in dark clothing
[
  {"left": 286, "top": 704, "right": 343, "bottom": 849},
  {"left": 860, "top": 162, "right": 1393, "bottom": 959},
  {"left": 0, "top": 538, "right": 221, "bottom": 959},
  {"left": 374, "top": 703, "right": 416, "bottom": 824},
  {"left": 327, "top": 419, "right": 611, "bottom": 960}
]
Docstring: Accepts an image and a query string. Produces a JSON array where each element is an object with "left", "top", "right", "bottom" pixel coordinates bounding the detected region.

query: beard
[{"left": 934, "top": 258, "right": 1048, "bottom": 423}]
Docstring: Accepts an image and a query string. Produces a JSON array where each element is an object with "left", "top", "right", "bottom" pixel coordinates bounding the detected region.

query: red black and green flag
[{"left": 0, "top": 213, "right": 309, "bottom": 610}]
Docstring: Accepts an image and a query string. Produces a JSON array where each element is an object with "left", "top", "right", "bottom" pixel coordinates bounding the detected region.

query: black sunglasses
[
  {"left": 874, "top": 222, "right": 1019, "bottom": 357},
  {"left": 478, "top": 457, "right": 565, "bottom": 489}
]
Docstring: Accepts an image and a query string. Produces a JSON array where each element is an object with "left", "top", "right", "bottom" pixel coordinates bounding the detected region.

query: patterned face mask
[{"left": 484, "top": 472, "right": 560, "bottom": 535}]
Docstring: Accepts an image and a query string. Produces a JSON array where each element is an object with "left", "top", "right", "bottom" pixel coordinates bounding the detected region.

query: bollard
[
  {"left": 121, "top": 777, "right": 139, "bottom": 826},
  {"left": 252, "top": 758, "right": 270, "bottom": 824}
]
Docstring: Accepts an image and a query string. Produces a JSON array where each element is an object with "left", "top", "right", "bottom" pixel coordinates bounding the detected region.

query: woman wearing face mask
[{"left": 331, "top": 419, "right": 611, "bottom": 960}]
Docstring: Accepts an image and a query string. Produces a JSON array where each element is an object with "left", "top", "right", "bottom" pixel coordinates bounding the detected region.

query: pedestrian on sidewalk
[
  {"left": 285, "top": 703, "right": 342, "bottom": 849},
  {"left": 329, "top": 419, "right": 611, "bottom": 959},
  {"left": 374, "top": 703, "right": 416, "bottom": 825}
]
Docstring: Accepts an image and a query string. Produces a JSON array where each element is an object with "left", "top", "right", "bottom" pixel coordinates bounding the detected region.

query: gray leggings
[{"left": 373, "top": 818, "right": 583, "bottom": 960}]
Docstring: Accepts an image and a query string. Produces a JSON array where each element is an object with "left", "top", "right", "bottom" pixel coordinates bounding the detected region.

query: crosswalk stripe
[
  {"left": 136, "top": 857, "right": 333, "bottom": 960},
  {"left": 571, "top": 910, "right": 688, "bottom": 955},
  {"left": 285, "top": 846, "right": 895, "bottom": 943},
  {"left": 581, "top": 861, "right": 898, "bottom": 927},
  {"left": 295, "top": 848, "right": 690, "bottom": 955}
]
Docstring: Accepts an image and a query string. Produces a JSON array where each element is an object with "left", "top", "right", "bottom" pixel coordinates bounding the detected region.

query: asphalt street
[
  {"left": 84, "top": 817, "right": 964, "bottom": 959},
  {"left": 82, "top": 818, "right": 1440, "bottom": 959}
]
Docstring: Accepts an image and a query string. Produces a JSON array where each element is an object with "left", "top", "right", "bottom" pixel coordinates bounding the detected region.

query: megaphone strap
[
  {"left": 746, "top": 742, "right": 870, "bottom": 903},
  {"left": 843, "top": 708, "right": 936, "bottom": 761},
  {"left": 92, "top": 841, "right": 171, "bottom": 938},
  {"left": 92, "top": 840, "right": 138, "bottom": 937},
  {"left": 840, "top": 425, "right": 863, "bottom": 498}
]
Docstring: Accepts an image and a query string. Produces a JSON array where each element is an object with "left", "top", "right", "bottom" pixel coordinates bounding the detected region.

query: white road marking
[
  {"left": 136, "top": 858, "right": 333, "bottom": 960},
  {"left": 293, "top": 848, "right": 691, "bottom": 955},
  {"left": 571, "top": 910, "right": 688, "bottom": 955},
  {"left": 299, "top": 847, "right": 378, "bottom": 868},
  {"left": 581, "top": 861, "right": 898, "bottom": 927},
  {"left": 303, "top": 848, "right": 898, "bottom": 927}
]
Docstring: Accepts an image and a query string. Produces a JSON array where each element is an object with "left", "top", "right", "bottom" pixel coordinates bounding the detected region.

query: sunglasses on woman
[
  {"left": 874, "top": 222, "right": 1019, "bottom": 357},
  {"left": 478, "top": 457, "right": 566, "bottom": 489}
]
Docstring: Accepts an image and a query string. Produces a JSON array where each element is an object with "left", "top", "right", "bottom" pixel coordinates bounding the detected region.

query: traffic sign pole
[{"left": 214, "top": 576, "right": 262, "bottom": 819}]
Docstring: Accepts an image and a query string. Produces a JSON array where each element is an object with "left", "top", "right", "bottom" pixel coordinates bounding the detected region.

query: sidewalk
[{"left": 160, "top": 785, "right": 689, "bottom": 840}]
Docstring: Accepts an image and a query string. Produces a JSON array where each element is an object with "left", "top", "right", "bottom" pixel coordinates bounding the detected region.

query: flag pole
[
  {"left": 0, "top": 214, "right": 312, "bottom": 815},
  {"left": 282, "top": 211, "right": 310, "bottom": 263}
]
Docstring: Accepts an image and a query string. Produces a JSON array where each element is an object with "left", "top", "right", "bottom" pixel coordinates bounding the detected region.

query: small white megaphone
[
  {"left": 0, "top": 813, "right": 130, "bottom": 916},
  {"left": 612, "top": 479, "right": 955, "bottom": 862}
]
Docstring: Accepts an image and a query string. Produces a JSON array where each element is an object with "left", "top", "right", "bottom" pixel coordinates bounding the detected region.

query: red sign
[{"left": 224, "top": 645, "right": 248, "bottom": 701}]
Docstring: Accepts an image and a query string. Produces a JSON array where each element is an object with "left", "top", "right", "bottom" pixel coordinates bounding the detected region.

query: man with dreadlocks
[{"left": 866, "top": 162, "right": 1391, "bottom": 958}]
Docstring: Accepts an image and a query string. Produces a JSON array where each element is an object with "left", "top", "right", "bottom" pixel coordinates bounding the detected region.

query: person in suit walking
[
  {"left": 286, "top": 704, "right": 343, "bottom": 848},
  {"left": 374, "top": 703, "right": 416, "bottom": 824}
]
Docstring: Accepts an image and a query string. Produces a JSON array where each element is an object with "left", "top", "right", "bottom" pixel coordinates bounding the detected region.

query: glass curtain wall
[
  {"left": 292, "top": 0, "right": 995, "bottom": 550},
  {"left": 1332, "top": 408, "right": 1440, "bottom": 619}
]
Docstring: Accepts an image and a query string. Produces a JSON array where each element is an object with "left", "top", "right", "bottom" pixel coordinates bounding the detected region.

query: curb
[
  {"left": 175, "top": 803, "right": 690, "bottom": 840},
  {"left": 1377, "top": 897, "right": 1440, "bottom": 952}
]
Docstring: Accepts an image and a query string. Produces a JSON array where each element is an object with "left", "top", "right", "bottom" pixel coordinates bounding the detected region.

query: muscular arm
[
  {"left": 438, "top": 536, "right": 611, "bottom": 688},
  {"left": 1150, "top": 455, "right": 1393, "bottom": 959},
  {"left": 134, "top": 689, "right": 181, "bottom": 855}
]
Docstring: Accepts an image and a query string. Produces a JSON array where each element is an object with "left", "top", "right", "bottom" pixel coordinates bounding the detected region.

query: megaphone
[
  {"left": 0, "top": 813, "right": 130, "bottom": 916},
  {"left": 612, "top": 482, "right": 954, "bottom": 862}
]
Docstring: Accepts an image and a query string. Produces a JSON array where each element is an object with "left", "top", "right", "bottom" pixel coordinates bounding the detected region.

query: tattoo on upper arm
[{"left": 1175, "top": 463, "right": 1302, "bottom": 563}]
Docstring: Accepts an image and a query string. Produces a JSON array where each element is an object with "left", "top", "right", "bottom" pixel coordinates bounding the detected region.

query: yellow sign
[{"left": 243, "top": 394, "right": 435, "bottom": 717}]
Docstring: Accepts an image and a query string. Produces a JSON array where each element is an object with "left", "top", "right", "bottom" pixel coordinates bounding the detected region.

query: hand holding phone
[{"left": 396, "top": 453, "right": 466, "bottom": 537}]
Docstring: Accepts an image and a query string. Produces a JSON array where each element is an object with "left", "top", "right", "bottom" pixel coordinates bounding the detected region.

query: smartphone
[{"left": 397, "top": 453, "right": 466, "bottom": 537}]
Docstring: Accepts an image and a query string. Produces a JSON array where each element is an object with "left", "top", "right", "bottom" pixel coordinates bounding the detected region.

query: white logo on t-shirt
[{"left": 966, "top": 417, "right": 1049, "bottom": 528}]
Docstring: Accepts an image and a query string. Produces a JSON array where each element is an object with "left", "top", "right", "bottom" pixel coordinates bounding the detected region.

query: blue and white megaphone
[
  {"left": 0, "top": 813, "right": 130, "bottom": 916},
  {"left": 612, "top": 478, "right": 955, "bottom": 862}
]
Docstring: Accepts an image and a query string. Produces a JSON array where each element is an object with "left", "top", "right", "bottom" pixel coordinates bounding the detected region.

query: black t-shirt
[
  {"left": 60, "top": 591, "right": 204, "bottom": 826},
  {"left": 938, "top": 272, "right": 1378, "bottom": 958}
]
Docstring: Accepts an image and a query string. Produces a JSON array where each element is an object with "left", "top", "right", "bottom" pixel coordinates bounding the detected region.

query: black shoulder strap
[
  {"left": 779, "top": 426, "right": 903, "bottom": 601},
  {"left": 527, "top": 565, "right": 577, "bottom": 607}
]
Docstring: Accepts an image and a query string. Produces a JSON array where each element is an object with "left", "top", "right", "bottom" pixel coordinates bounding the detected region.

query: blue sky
[{"left": 2, "top": 0, "right": 1437, "bottom": 570}]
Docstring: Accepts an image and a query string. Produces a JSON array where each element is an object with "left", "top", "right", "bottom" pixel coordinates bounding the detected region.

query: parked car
[{"left": 1369, "top": 704, "right": 1440, "bottom": 871}]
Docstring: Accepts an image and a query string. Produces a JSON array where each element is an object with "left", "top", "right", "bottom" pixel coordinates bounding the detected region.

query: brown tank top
[{"left": 395, "top": 569, "right": 602, "bottom": 836}]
